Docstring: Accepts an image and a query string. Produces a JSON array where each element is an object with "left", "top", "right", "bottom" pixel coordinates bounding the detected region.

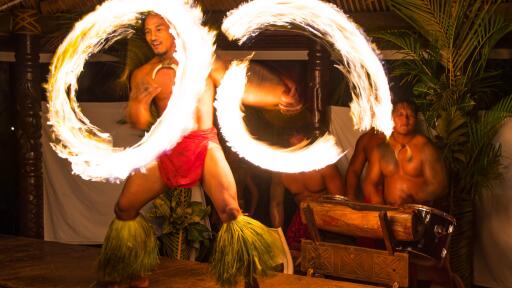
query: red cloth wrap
[
  {"left": 286, "top": 210, "right": 310, "bottom": 251},
  {"left": 157, "top": 127, "right": 219, "bottom": 188}
]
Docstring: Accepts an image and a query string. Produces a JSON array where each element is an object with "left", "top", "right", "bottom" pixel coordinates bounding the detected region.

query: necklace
[
  {"left": 152, "top": 61, "right": 178, "bottom": 80},
  {"left": 389, "top": 134, "right": 413, "bottom": 162}
]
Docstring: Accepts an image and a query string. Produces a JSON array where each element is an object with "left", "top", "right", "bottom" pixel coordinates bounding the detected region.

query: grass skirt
[
  {"left": 97, "top": 215, "right": 159, "bottom": 284},
  {"left": 210, "top": 215, "right": 281, "bottom": 287}
]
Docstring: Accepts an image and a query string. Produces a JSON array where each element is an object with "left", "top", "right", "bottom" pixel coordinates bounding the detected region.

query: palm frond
[
  {"left": 373, "top": 30, "right": 444, "bottom": 94},
  {"left": 389, "top": 0, "right": 450, "bottom": 46},
  {"left": 462, "top": 141, "right": 503, "bottom": 196},
  {"left": 469, "top": 70, "right": 506, "bottom": 108},
  {"left": 371, "top": 30, "right": 423, "bottom": 59},
  {"left": 471, "top": 16, "right": 512, "bottom": 76},
  {"left": 435, "top": 108, "right": 468, "bottom": 167},
  {"left": 453, "top": 0, "right": 485, "bottom": 46},
  {"left": 456, "top": 5, "right": 512, "bottom": 78},
  {"left": 473, "top": 94, "right": 512, "bottom": 145}
]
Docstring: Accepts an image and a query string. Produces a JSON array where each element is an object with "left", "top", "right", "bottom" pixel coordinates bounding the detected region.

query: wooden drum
[{"left": 299, "top": 195, "right": 418, "bottom": 241}]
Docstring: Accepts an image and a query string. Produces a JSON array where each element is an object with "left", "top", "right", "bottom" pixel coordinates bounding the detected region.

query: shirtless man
[
  {"left": 345, "top": 128, "right": 386, "bottom": 200},
  {"left": 98, "top": 13, "right": 301, "bottom": 287},
  {"left": 362, "top": 98, "right": 447, "bottom": 206},
  {"left": 270, "top": 133, "right": 345, "bottom": 250}
]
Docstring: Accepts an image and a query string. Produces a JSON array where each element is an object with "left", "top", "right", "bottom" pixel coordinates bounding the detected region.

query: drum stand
[{"left": 300, "top": 204, "right": 409, "bottom": 287}]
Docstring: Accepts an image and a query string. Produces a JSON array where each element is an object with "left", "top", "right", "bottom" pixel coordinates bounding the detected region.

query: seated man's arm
[
  {"left": 322, "top": 164, "right": 345, "bottom": 197},
  {"left": 269, "top": 173, "right": 286, "bottom": 228},
  {"left": 362, "top": 148, "right": 384, "bottom": 204},
  {"left": 415, "top": 141, "right": 447, "bottom": 202},
  {"left": 345, "top": 134, "right": 368, "bottom": 200},
  {"left": 125, "top": 69, "right": 160, "bottom": 130}
]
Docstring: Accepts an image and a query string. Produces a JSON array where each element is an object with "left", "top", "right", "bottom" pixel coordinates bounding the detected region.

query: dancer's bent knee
[
  {"left": 219, "top": 205, "right": 241, "bottom": 223},
  {"left": 114, "top": 202, "right": 139, "bottom": 221}
]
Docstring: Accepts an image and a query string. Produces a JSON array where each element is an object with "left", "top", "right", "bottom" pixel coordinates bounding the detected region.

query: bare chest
[
  {"left": 380, "top": 143, "right": 424, "bottom": 178},
  {"left": 152, "top": 68, "right": 175, "bottom": 113},
  {"left": 282, "top": 172, "right": 326, "bottom": 196}
]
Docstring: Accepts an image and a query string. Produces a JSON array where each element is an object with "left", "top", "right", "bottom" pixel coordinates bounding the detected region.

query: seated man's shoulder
[
  {"left": 412, "top": 134, "right": 432, "bottom": 145},
  {"left": 411, "top": 134, "right": 441, "bottom": 156},
  {"left": 376, "top": 138, "right": 392, "bottom": 150},
  {"left": 372, "top": 141, "right": 393, "bottom": 159},
  {"left": 363, "top": 129, "right": 386, "bottom": 147}
]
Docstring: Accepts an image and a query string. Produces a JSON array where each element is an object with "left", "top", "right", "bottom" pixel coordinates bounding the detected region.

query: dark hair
[
  {"left": 140, "top": 11, "right": 157, "bottom": 27},
  {"left": 392, "top": 97, "right": 417, "bottom": 116}
]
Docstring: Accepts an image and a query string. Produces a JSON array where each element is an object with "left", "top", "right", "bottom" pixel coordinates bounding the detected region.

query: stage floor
[{"left": 0, "top": 234, "right": 380, "bottom": 288}]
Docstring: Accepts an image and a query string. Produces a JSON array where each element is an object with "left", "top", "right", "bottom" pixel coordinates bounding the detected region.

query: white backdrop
[{"left": 42, "top": 102, "right": 141, "bottom": 244}]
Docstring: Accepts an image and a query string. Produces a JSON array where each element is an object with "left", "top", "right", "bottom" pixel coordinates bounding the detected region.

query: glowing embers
[
  {"left": 46, "top": 0, "right": 215, "bottom": 181},
  {"left": 216, "top": 0, "right": 392, "bottom": 172}
]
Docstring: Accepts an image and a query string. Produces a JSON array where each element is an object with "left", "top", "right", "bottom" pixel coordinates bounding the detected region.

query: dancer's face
[{"left": 144, "top": 14, "right": 176, "bottom": 57}]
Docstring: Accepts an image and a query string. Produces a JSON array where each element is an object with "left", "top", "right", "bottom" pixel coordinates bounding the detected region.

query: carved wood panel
[
  {"left": 301, "top": 240, "right": 409, "bottom": 287},
  {"left": 13, "top": 9, "right": 43, "bottom": 239}
]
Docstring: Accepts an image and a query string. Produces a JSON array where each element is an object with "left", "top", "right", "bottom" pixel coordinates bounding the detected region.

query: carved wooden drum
[{"left": 300, "top": 196, "right": 456, "bottom": 264}]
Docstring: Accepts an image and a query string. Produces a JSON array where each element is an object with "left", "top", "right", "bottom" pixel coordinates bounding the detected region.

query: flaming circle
[
  {"left": 216, "top": 61, "right": 345, "bottom": 172},
  {"left": 216, "top": 0, "right": 392, "bottom": 172},
  {"left": 46, "top": 0, "right": 216, "bottom": 181}
]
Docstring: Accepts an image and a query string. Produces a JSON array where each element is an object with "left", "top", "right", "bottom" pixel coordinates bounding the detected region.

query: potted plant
[
  {"left": 374, "top": 0, "right": 512, "bottom": 286},
  {"left": 147, "top": 187, "right": 212, "bottom": 260}
]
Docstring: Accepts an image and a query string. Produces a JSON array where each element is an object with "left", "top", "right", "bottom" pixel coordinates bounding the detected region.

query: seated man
[
  {"left": 270, "top": 132, "right": 345, "bottom": 250},
  {"left": 362, "top": 98, "right": 447, "bottom": 206},
  {"left": 362, "top": 98, "right": 459, "bottom": 288},
  {"left": 98, "top": 12, "right": 302, "bottom": 287},
  {"left": 345, "top": 128, "right": 386, "bottom": 201}
]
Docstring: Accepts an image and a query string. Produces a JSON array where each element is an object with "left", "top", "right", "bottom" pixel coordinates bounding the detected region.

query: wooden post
[
  {"left": 13, "top": 9, "right": 43, "bottom": 238},
  {"left": 307, "top": 42, "right": 329, "bottom": 137}
]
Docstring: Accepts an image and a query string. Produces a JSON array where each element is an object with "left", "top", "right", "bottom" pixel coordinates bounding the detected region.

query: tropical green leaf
[
  {"left": 458, "top": 6, "right": 512, "bottom": 78},
  {"left": 388, "top": 0, "right": 450, "bottom": 46},
  {"left": 371, "top": 30, "right": 423, "bottom": 59},
  {"left": 188, "top": 222, "right": 212, "bottom": 242},
  {"left": 147, "top": 187, "right": 213, "bottom": 260}
]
